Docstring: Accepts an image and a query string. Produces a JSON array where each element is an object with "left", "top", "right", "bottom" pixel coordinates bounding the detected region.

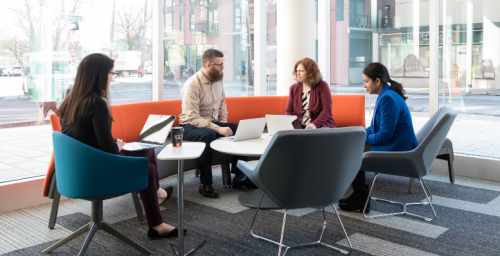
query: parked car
[
  {"left": 2, "top": 66, "right": 22, "bottom": 77},
  {"left": 144, "top": 65, "right": 152, "bottom": 74}
]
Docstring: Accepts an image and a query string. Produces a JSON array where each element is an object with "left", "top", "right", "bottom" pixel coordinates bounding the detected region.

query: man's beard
[{"left": 208, "top": 67, "right": 224, "bottom": 82}]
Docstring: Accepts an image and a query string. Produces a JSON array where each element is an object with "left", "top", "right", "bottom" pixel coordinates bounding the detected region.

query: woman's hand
[
  {"left": 305, "top": 123, "right": 316, "bottom": 129},
  {"left": 116, "top": 139, "right": 126, "bottom": 152}
]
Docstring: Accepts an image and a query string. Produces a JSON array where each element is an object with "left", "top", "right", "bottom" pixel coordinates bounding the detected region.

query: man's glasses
[
  {"left": 109, "top": 72, "right": 119, "bottom": 79},
  {"left": 211, "top": 61, "right": 224, "bottom": 68}
]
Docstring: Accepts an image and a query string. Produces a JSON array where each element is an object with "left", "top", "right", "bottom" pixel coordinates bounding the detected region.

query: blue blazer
[{"left": 366, "top": 84, "right": 418, "bottom": 152}]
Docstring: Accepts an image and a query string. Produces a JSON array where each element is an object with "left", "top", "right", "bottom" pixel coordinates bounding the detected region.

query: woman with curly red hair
[{"left": 285, "top": 58, "right": 336, "bottom": 129}]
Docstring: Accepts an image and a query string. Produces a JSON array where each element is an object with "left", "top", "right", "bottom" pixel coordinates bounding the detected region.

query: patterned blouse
[{"left": 301, "top": 91, "right": 311, "bottom": 126}]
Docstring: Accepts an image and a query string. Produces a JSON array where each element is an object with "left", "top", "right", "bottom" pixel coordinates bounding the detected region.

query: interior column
[{"left": 276, "top": 0, "right": 316, "bottom": 96}]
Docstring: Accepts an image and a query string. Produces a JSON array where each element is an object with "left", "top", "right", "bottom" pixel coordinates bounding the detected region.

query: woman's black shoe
[
  {"left": 338, "top": 192, "right": 356, "bottom": 204},
  {"left": 339, "top": 186, "right": 369, "bottom": 203},
  {"left": 159, "top": 186, "right": 174, "bottom": 206},
  {"left": 338, "top": 192, "right": 370, "bottom": 213},
  {"left": 147, "top": 228, "right": 187, "bottom": 240}
]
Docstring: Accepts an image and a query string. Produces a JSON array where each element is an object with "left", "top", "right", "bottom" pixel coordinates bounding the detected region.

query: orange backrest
[
  {"left": 43, "top": 114, "right": 61, "bottom": 197},
  {"left": 110, "top": 100, "right": 183, "bottom": 142},
  {"left": 225, "top": 96, "right": 288, "bottom": 123},
  {"left": 331, "top": 95, "right": 366, "bottom": 128}
]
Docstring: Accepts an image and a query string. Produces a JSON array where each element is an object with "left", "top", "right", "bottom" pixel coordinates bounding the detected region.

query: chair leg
[
  {"left": 364, "top": 175, "right": 436, "bottom": 221},
  {"left": 447, "top": 152, "right": 455, "bottom": 183},
  {"left": 131, "top": 192, "right": 145, "bottom": 225},
  {"left": 328, "top": 205, "right": 352, "bottom": 254},
  {"left": 78, "top": 223, "right": 98, "bottom": 256},
  {"left": 408, "top": 178, "right": 415, "bottom": 194},
  {"left": 195, "top": 168, "right": 200, "bottom": 177},
  {"left": 48, "top": 188, "right": 61, "bottom": 229},
  {"left": 43, "top": 200, "right": 152, "bottom": 255},
  {"left": 278, "top": 210, "right": 288, "bottom": 256},
  {"left": 249, "top": 193, "right": 351, "bottom": 255},
  {"left": 42, "top": 224, "right": 90, "bottom": 254},
  {"left": 102, "top": 222, "right": 152, "bottom": 255}
]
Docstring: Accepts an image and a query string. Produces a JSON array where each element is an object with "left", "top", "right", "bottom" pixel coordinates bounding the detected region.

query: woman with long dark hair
[
  {"left": 285, "top": 58, "right": 336, "bottom": 129},
  {"left": 57, "top": 53, "right": 181, "bottom": 239},
  {"left": 338, "top": 62, "right": 418, "bottom": 213}
]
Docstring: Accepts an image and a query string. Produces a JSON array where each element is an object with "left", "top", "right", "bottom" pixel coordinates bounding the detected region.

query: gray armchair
[
  {"left": 408, "top": 137, "right": 455, "bottom": 193},
  {"left": 361, "top": 106, "right": 457, "bottom": 221},
  {"left": 238, "top": 127, "right": 366, "bottom": 255}
]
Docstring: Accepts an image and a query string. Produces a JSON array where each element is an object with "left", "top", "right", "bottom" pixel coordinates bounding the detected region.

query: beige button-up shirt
[{"left": 179, "top": 70, "right": 228, "bottom": 131}]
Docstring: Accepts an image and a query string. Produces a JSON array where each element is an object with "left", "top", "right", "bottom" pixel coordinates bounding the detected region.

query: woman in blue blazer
[{"left": 339, "top": 62, "right": 418, "bottom": 213}]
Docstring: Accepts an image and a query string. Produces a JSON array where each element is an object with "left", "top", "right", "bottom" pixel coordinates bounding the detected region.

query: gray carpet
[{"left": 1, "top": 167, "right": 500, "bottom": 255}]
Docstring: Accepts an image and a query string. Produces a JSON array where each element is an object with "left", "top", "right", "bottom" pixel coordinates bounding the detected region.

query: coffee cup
[{"left": 171, "top": 127, "right": 184, "bottom": 147}]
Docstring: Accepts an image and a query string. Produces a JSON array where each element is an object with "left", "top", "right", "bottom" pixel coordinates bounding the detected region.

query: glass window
[
  {"left": 163, "top": 0, "right": 252, "bottom": 98},
  {"left": 190, "top": 14, "right": 196, "bottom": 31},
  {"left": 439, "top": 0, "right": 500, "bottom": 159},
  {"left": 0, "top": 0, "right": 153, "bottom": 182},
  {"left": 331, "top": 0, "right": 424, "bottom": 130},
  {"left": 337, "top": 0, "right": 344, "bottom": 21},
  {"left": 180, "top": 14, "right": 184, "bottom": 30}
]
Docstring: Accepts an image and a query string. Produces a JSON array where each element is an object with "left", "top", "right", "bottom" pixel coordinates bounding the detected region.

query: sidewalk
[{"left": 0, "top": 112, "right": 499, "bottom": 183}]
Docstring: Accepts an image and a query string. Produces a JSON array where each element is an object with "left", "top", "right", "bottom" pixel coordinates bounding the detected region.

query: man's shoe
[
  {"left": 232, "top": 177, "right": 257, "bottom": 189},
  {"left": 199, "top": 184, "right": 219, "bottom": 198},
  {"left": 338, "top": 192, "right": 370, "bottom": 214}
]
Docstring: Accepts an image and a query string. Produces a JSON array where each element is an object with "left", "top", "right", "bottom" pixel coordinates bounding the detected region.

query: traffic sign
[{"left": 61, "top": 15, "right": 85, "bottom": 21}]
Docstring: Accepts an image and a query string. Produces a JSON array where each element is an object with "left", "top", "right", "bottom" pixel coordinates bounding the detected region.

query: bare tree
[
  {"left": 115, "top": 6, "right": 151, "bottom": 51},
  {"left": 0, "top": 37, "right": 29, "bottom": 64},
  {"left": 2, "top": 0, "right": 87, "bottom": 52},
  {"left": 53, "top": 0, "right": 87, "bottom": 51}
]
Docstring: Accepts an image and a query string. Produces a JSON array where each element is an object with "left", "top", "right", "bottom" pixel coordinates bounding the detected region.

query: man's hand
[
  {"left": 217, "top": 127, "right": 233, "bottom": 137},
  {"left": 116, "top": 139, "right": 126, "bottom": 152},
  {"left": 305, "top": 123, "right": 316, "bottom": 129}
]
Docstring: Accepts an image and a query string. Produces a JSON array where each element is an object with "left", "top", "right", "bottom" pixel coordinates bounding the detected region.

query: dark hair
[
  {"left": 363, "top": 62, "right": 407, "bottom": 101},
  {"left": 202, "top": 48, "right": 224, "bottom": 67},
  {"left": 292, "top": 58, "right": 323, "bottom": 88},
  {"left": 57, "top": 53, "right": 114, "bottom": 124}
]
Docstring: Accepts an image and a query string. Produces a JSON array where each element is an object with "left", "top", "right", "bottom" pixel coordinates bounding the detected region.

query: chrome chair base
[
  {"left": 42, "top": 201, "right": 152, "bottom": 256},
  {"left": 363, "top": 174, "right": 436, "bottom": 222},
  {"left": 249, "top": 193, "right": 352, "bottom": 256}
]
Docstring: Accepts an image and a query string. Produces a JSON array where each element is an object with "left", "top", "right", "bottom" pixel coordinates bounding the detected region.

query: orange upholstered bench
[{"left": 44, "top": 95, "right": 365, "bottom": 198}]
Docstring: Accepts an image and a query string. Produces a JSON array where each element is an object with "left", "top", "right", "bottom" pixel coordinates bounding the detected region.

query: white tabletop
[
  {"left": 157, "top": 142, "right": 206, "bottom": 160},
  {"left": 210, "top": 133, "right": 272, "bottom": 156}
]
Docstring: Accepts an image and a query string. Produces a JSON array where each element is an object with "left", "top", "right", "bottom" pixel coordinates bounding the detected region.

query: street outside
[{"left": 1, "top": 75, "right": 500, "bottom": 160}]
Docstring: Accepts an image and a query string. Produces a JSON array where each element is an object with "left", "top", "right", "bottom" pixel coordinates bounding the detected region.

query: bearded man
[{"left": 179, "top": 49, "right": 254, "bottom": 198}]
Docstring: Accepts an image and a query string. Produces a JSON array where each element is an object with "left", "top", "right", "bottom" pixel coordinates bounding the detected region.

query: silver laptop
[
  {"left": 266, "top": 115, "right": 297, "bottom": 136},
  {"left": 122, "top": 115, "right": 176, "bottom": 151},
  {"left": 219, "top": 117, "right": 267, "bottom": 142}
]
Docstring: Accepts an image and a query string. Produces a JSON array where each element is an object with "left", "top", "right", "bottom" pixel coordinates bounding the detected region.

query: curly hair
[{"left": 292, "top": 58, "right": 323, "bottom": 88}]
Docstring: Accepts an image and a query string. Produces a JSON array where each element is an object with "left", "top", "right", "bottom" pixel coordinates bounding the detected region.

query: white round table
[
  {"left": 210, "top": 134, "right": 281, "bottom": 209},
  {"left": 157, "top": 142, "right": 206, "bottom": 255}
]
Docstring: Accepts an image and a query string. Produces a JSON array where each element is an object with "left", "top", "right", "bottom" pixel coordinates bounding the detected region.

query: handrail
[{"left": 267, "top": 75, "right": 276, "bottom": 96}]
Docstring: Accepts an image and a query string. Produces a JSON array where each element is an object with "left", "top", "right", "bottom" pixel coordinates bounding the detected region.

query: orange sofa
[{"left": 43, "top": 95, "right": 365, "bottom": 197}]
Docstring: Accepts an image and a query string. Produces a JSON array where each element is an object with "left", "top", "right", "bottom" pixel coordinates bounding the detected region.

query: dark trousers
[
  {"left": 120, "top": 148, "right": 163, "bottom": 228},
  {"left": 182, "top": 121, "right": 243, "bottom": 185},
  {"left": 351, "top": 144, "right": 372, "bottom": 193}
]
